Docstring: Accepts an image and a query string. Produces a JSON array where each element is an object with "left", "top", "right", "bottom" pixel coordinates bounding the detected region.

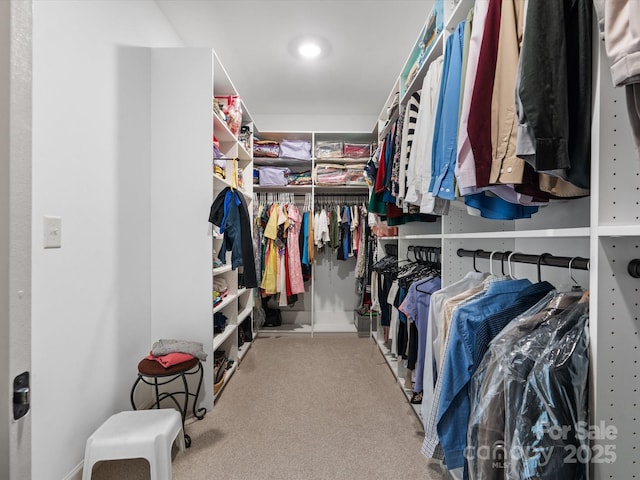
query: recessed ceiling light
[
  {"left": 289, "top": 36, "right": 331, "bottom": 61},
  {"left": 298, "top": 41, "right": 322, "bottom": 59}
]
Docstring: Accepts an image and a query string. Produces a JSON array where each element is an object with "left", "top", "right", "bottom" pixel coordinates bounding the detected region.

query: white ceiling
[{"left": 155, "top": 0, "right": 434, "bottom": 130}]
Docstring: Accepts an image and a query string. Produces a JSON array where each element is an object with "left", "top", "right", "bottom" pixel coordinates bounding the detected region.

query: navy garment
[
  {"left": 407, "top": 321, "right": 419, "bottom": 370},
  {"left": 209, "top": 187, "right": 258, "bottom": 288},
  {"left": 379, "top": 273, "right": 393, "bottom": 327},
  {"left": 220, "top": 190, "right": 243, "bottom": 268},
  {"left": 382, "top": 129, "right": 397, "bottom": 204}
]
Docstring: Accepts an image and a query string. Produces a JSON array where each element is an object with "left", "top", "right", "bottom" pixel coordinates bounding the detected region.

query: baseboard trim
[{"left": 62, "top": 461, "right": 82, "bottom": 480}]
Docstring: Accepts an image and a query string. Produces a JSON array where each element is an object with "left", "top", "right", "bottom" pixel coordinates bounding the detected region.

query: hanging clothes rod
[
  {"left": 456, "top": 248, "right": 590, "bottom": 271},
  {"left": 628, "top": 259, "right": 640, "bottom": 278}
]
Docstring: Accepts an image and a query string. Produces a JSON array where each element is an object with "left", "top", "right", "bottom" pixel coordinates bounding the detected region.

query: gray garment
[
  {"left": 151, "top": 339, "right": 208, "bottom": 361},
  {"left": 594, "top": 0, "right": 640, "bottom": 158},
  {"left": 626, "top": 83, "right": 640, "bottom": 156}
]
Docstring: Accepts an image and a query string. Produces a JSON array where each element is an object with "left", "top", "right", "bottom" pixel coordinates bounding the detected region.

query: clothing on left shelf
[{"left": 209, "top": 186, "right": 258, "bottom": 288}]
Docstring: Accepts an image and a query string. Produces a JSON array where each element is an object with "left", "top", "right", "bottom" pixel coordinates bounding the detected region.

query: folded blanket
[
  {"left": 145, "top": 351, "right": 195, "bottom": 368},
  {"left": 151, "top": 339, "right": 208, "bottom": 361}
]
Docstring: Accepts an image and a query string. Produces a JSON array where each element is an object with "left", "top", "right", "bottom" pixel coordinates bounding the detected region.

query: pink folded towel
[{"left": 145, "top": 351, "right": 195, "bottom": 368}]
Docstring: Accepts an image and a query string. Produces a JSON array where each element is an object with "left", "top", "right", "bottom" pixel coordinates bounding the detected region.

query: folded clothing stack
[
  {"left": 314, "top": 164, "right": 348, "bottom": 185},
  {"left": 213, "top": 277, "right": 228, "bottom": 298},
  {"left": 213, "top": 277, "right": 228, "bottom": 307},
  {"left": 288, "top": 170, "right": 312, "bottom": 185},
  {"left": 145, "top": 339, "right": 207, "bottom": 368}
]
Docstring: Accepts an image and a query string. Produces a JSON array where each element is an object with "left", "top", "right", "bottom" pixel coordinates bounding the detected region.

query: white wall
[
  {"left": 1, "top": 1, "right": 11, "bottom": 475},
  {"left": 254, "top": 113, "right": 377, "bottom": 133},
  {"left": 31, "top": 2, "right": 182, "bottom": 479}
]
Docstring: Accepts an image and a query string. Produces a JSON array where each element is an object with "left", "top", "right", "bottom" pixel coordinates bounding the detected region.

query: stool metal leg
[{"left": 191, "top": 362, "right": 206, "bottom": 420}]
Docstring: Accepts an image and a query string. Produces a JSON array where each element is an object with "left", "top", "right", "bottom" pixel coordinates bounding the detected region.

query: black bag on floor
[
  {"left": 263, "top": 308, "right": 282, "bottom": 327},
  {"left": 261, "top": 296, "right": 282, "bottom": 327}
]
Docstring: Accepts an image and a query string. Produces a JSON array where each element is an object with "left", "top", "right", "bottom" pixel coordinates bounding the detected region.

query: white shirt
[
  {"left": 405, "top": 55, "right": 445, "bottom": 214},
  {"left": 421, "top": 272, "right": 489, "bottom": 428}
]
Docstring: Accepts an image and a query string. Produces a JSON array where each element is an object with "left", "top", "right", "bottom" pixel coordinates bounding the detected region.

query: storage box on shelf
[
  {"left": 399, "top": 0, "right": 445, "bottom": 103},
  {"left": 253, "top": 130, "right": 313, "bottom": 192},
  {"left": 313, "top": 132, "right": 372, "bottom": 194}
]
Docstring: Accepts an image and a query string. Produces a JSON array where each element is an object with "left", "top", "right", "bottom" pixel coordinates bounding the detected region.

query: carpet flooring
[{"left": 90, "top": 334, "right": 447, "bottom": 479}]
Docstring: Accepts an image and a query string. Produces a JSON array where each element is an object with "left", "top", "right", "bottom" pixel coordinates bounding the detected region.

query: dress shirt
[
  {"left": 400, "top": 276, "right": 442, "bottom": 393},
  {"left": 423, "top": 277, "right": 505, "bottom": 461},
  {"left": 430, "top": 20, "right": 466, "bottom": 201},
  {"left": 441, "top": 284, "right": 486, "bottom": 350},
  {"left": 404, "top": 57, "right": 448, "bottom": 215},
  {"left": 488, "top": 0, "right": 526, "bottom": 186},
  {"left": 456, "top": 0, "right": 490, "bottom": 195},
  {"left": 468, "top": 0, "right": 502, "bottom": 188},
  {"left": 458, "top": 7, "right": 474, "bottom": 120},
  {"left": 463, "top": 191, "right": 538, "bottom": 220},
  {"left": 436, "top": 278, "right": 534, "bottom": 469},
  {"left": 421, "top": 272, "right": 489, "bottom": 428}
]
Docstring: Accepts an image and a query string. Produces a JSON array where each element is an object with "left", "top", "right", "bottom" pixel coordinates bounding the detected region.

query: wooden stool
[{"left": 130, "top": 357, "right": 206, "bottom": 448}]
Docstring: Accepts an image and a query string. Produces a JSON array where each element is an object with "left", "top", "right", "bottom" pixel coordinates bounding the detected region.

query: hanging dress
[{"left": 286, "top": 203, "right": 305, "bottom": 294}]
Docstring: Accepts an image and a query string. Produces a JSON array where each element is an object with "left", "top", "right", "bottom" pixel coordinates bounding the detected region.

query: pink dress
[{"left": 286, "top": 204, "right": 305, "bottom": 295}]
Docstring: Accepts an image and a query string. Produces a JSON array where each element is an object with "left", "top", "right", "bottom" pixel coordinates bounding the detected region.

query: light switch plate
[{"left": 43, "top": 216, "right": 61, "bottom": 248}]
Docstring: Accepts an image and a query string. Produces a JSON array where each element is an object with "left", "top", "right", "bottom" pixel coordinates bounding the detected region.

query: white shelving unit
[
  {"left": 211, "top": 51, "right": 255, "bottom": 406},
  {"left": 253, "top": 130, "right": 373, "bottom": 335},
  {"left": 149, "top": 48, "right": 255, "bottom": 413},
  {"left": 368, "top": 2, "right": 640, "bottom": 477}
]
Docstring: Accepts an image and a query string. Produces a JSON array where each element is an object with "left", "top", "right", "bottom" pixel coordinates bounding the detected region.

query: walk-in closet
[{"left": 4, "top": 0, "right": 640, "bottom": 479}]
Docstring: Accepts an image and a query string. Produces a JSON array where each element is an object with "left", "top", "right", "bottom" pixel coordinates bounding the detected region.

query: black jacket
[{"left": 519, "top": 0, "right": 592, "bottom": 189}]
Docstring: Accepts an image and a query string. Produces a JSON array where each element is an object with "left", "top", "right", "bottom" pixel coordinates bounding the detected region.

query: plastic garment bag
[
  {"left": 508, "top": 303, "right": 590, "bottom": 480},
  {"left": 467, "top": 291, "right": 589, "bottom": 480}
]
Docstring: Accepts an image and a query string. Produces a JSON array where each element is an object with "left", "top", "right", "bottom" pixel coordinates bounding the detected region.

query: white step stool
[{"left": 82, "top": 409, "right": 185, "bottom": 480}]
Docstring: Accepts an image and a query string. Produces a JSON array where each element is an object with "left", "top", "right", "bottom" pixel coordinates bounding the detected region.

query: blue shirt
[
  {"left": 401, "top": 276, "right": 441, "bottom": 393},
  {"left": 464, "top": 192, "right": 539, "bottom": 220},
  {"left": 430, "top": 20, "right": 465, "bottom": 201},
  {"left": 436, "top": 277, "right": 533, "bottom": 469}
]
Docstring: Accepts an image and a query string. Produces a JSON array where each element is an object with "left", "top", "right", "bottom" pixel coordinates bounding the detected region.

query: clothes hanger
[
  {"left": 501, "top": 251, "right": 511, "bottom": 276},
  {"left": 489, "top": 250, "right": 498, "bottom": 276},
  {"left": 566, "top": 257, "right": 586, "bottom": 293},
  {"left": 472, "top": 249, "right": 481, "bottom": 273},
  {"left": 508, "top": 251, "right": 521, "bottom": 279},
  {"left": 536, "top": 253, "right": 552, "bottom": 283}
]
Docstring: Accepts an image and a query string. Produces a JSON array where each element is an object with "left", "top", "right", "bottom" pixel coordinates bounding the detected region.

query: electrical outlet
[{"left": 44, "top": 216, "right": 62, "bottom": 248}]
